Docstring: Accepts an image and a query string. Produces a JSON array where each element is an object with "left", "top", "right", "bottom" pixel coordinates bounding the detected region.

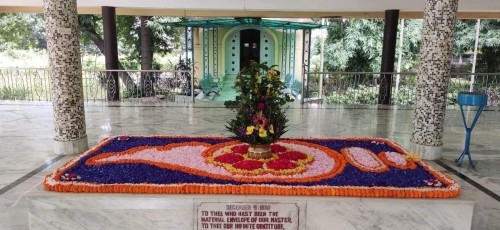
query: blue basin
[{"left": 457, "top": 92, "right": 488, "bottom": 106}]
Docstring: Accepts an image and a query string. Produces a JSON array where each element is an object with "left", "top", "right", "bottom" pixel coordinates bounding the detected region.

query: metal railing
[
  {"left": 304, "top": 72, "right": 500, "bottom": 106},
  {"left": 2, "top": 68, "right": 500, "bottom": 106},
  {"left": 0, "top": 68, "right": 193, "bottom": 103}
]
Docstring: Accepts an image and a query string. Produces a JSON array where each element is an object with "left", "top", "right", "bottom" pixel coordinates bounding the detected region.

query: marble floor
[{"left": 0, "top": 101, "right": 499, "bottom": 229}]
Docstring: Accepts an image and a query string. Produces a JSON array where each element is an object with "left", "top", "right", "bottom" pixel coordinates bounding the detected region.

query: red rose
[{"left": 258, "top": 103, "right": 265, "bottom": 110}]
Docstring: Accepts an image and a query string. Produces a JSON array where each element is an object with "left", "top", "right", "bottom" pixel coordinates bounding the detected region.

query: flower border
[
  {"left": 378, "top": 151, "right": 417, "bottom": 170},
  {"left": 44, "top": 135, "right": 460, "bottom": 198}
]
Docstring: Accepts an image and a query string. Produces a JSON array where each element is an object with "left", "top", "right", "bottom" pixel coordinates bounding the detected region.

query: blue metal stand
[{"left": 456, "top": 92, "right": 488, "bottom": 168}]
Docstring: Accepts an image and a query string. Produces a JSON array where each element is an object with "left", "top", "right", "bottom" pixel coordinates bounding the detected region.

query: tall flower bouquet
[{"left": 227, "top": 61, "right": 293, "bottom": 158}]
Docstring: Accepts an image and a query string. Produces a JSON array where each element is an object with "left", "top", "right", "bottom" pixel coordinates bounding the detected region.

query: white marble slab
[
  {"left": 2, "top": 103, "right": 499, "bottom": 230},
  {"left": 25, "top": 190, "right": 474, "bottom": 230}
]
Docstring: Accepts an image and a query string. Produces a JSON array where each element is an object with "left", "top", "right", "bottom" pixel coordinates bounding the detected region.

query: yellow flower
[
  {"left": 246, "top": 126, "right": 255, "bottom": 135},
  {"left": 404, "top": 152, "right": 421, "bottom": 162},
  {"left": 258, "top": 127, "right": 268, "bottom": 137},
  {"left": 269, "top": 124, "right": 274, "bottom": 134}
]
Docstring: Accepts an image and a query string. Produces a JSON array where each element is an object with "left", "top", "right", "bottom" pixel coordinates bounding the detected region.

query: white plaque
[{"left": 194, "top": 201, "right": 305, "bottom": 230}]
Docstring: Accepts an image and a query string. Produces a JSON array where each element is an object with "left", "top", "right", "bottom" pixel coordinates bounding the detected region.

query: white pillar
[
  {"left": 411, "top": 0, "right": 459, "bottom": 160},
  {"left": 44, "top": 0, "right": 88, "bottom": 155},
  {"left": 470, "top": 19, "right": 481, "bottom": 92}
]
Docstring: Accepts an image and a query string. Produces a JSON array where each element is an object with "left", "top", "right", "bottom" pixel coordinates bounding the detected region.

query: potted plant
[{"left": 226, "top": 61, "right": 293, "bottom": 159}]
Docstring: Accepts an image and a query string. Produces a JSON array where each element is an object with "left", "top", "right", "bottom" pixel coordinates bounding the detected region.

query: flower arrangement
[
  {"left": 226, "top": 61, "right": 293, "bottom": 146},
  {"left": 44, "top": 135, "right": 461, "bottom": 198}
]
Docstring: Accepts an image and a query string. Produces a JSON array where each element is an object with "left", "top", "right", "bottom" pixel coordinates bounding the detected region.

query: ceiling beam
[{"left": 1, "top": 6, "right": 500, "bottom": 19}]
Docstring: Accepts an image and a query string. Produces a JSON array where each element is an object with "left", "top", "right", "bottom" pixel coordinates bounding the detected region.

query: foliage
[
  {"left": 0, "top": 86, "right": 26, "bottom": 100},
  {"left": 116, "top": 16, "right": 183, "bottom": 64},
  {"left": 174, "top": 58, "right": 193, "bottom": 95},
  {"left": 0, "top": 49, "right": 48, "bottom": 67},
  {"left": 318, "top": 19, "right": 422, "bottom": 73},
  {"left": 324, "top": 81, "right": 469, "bottom": 105},
  {"left": 454, "top": 20, "right": 500, "bottom": 73},
  {"left": 325, "top": 85, "right": 378, "bottom": 104},
  {"left": 392, "top": 87, "right": 416, "bottom": 105},
  {"left": 0, "top": 13, "right": 45, "bottom": 51},
  {"left": 77, "top": 15, "right": 184, "bottom": 70},
  {"left": 397, "top": 20, "right": 423, "bottom": 71},
  {"left": 321, "top": 19, "right": 383, "bottom": 72},
  {"left": 122, "top": 88, "right": 142, "bottom": 99},
  {"left": 227, "top": 61, "right": 293, "bottom": 145}
]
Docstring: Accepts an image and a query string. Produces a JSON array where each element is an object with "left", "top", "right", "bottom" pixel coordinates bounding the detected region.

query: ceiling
[{"left": 1, "top": 0, "right": 500, "bottom": 18}]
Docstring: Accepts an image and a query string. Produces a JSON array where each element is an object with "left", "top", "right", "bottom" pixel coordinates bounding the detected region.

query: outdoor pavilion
[
  {"left": 2, "top": 0, "right": 497, "bottom": 160},
  {"left": 0, "top": 0, "right": 500, "bottom": 229}
]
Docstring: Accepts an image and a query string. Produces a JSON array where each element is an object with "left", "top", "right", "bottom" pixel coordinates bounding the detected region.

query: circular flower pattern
[{"left": 206, "top": 143, "right": 314, "bottom": 175}]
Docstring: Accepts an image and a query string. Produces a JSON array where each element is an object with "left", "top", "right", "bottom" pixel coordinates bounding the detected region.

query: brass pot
[{"left": 248, "top": 144, "right": 272, "bottom": 159}]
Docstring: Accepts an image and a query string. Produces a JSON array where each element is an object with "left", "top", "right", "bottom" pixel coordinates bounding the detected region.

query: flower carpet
[{"left": 44, "top": 136, "right": 460, "bottom": 198}]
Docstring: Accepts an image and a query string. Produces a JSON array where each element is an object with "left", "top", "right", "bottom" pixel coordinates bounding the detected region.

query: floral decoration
[
  {"left": 226, "top": 61, "right": 293, "bottom": 145},
  {"left": 117, "top": 135, "right": 129, "bottom": 141},
  {"left": 44, "top": 136, "right": 460, "bottom": 198},
  {"left": 205, "top": 143, "right": 315, "bottom": 176},
  {"left": 424, "top": 178, "right": 443, "bottom": 187},
  {"left": 341, "top": 147, "right": 389, "bottom": 173},
  {"left": 378, "top": 151, "right": 417, "bottom": 170},
  {"left": 60, "top": 173, "right": 81, "bottom": 181},
  {"left": 404, "top": 152, "right": 421, "bottom": 162}
]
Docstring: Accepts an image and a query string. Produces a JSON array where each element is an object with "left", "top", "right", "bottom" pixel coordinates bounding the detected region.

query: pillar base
[
  {"left": 54, "top": 136, "right": 88, "bottom": 155},
  {"left": 409, "top": 142, "right": 442, "bottom": 160}
]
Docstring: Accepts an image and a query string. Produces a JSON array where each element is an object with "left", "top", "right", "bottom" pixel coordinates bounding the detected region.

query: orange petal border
[
  {"left": 378, "top": 151, "right": 417, "bottom": 170},
  {"left": 44, "top": 135, "right": 461, "bottom": 198}
]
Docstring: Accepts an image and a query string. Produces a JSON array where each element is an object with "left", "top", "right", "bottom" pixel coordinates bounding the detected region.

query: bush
[
  {"left": 122, "top": 87, "right": 142, "bottom": 99},
  {"left": 0, "top": 87, "right": 26, "bottom": 100},
  {"left": 392, "top": 87, "right": 416, "bottom": 105},
  {"left": 324, "top": 81, "right": 472, "bottom": 106},
  {"left": 325, "top": 85, "right": 378, "bottom": 104}
]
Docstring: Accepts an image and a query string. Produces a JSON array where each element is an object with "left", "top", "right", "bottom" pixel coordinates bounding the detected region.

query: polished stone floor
[{"left": 0, "top": 101, "right": 499, "bottom": 229}]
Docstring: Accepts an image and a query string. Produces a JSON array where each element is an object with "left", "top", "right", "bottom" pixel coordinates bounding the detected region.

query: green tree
[
  {"left": 116, "top": 16, "right": 183, "bottom": 95},
  {"left": 320, "top": 18, "right": 422, "bottom": 73},
  {"left": 0, "top": 13, "right": 45, "bottom": 50},
  {"left": 116, "top": 16, "right": 183, "bottom": 69},
  {"left": 78, "top": 15, "right": 183, "bottom": 94},
  {"left": 321, "top": 19, "right": 384, "bottom": 72},
  {"left": 454, "top": 20, "right": 500, "bottom": 73},
  {"left": 397, "top": 19, "right": 422, "bottom": 72}
]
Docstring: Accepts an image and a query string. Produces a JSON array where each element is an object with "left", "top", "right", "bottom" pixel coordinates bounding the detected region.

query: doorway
[{"left": 240, "top": 29, "right": 260, "bottom": 69}]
